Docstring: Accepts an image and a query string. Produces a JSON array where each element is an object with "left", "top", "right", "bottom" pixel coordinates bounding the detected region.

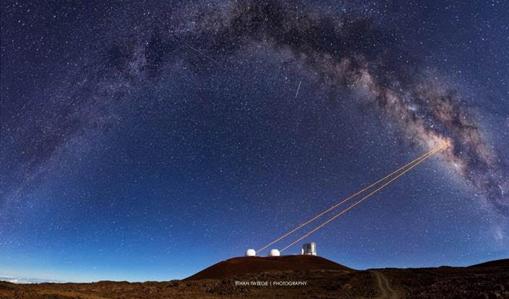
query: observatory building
[
  {"left": 301, "top": 242, "right": 317, "bottom": 256},
  {"left": 268, "top": 249, "right": 280, "bottom": 256},
  {"left": 244, "top": 242, "right": 316, "bottom": 257}
]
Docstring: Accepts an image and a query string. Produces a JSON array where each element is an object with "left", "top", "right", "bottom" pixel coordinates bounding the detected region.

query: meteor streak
[
  {"left": 280, "top": 145, "right": 445, "bottom": 252},
  {"left": 294, "top": 80, "right": 302, "bottom": 99},
  {"left": 182, "top": 42, "right": 222, "bottom": 67}
]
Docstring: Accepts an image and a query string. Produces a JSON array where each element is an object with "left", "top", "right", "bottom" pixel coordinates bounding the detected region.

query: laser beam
[
  {"left": 257, "top": 145, "right": 444, "bottom": 253},
  {"left": 279, "top": 145, "right": 444, "bottom": 252}
]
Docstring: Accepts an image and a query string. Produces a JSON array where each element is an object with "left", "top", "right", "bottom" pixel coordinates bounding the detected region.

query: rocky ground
[{"left": 1, "top": 257, "right": 507, "bottom": 299}]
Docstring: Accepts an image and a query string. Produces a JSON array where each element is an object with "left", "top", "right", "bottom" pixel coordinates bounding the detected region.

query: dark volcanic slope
[
  {"left": 1, "top": 258, "right": 508, "bottom": 298},
  {"left": 469, "top": 258, "right": 509, "bottom": 268},
  {"left": 186, "top": 255, "right": 353, "bottom": 280}
]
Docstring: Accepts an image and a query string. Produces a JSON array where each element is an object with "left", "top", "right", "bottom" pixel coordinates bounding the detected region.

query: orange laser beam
[
  {"left": 257, "top": 146, "right": 442, "bottom": 252},
  {"left": 279, "top": 146, "right": 444, "bottom": 252}
]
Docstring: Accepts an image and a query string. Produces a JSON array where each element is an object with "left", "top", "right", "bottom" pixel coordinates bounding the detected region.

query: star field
[{"left": 1, "top": 0, "right": 508, "bottom": 282}]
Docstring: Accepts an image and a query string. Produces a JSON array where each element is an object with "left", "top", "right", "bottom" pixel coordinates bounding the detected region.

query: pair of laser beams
[{"left": 257, "top": 145, "right": 446, "bottom": 253}]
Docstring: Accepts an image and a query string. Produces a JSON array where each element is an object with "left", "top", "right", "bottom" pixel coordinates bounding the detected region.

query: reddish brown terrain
[
  {"left": 187, "top": 255, "right": 353, "bottom": 280},
  {"left": 1, "top": 256, "right": 507, "bottom": 298}
]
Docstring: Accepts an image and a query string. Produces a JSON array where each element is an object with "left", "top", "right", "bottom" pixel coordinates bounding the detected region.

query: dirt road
[{"left": 372, "top": 271, "right": 401, "bottom": 299}]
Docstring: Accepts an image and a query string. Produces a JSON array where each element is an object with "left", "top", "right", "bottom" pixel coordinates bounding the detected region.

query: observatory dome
[
  {"left": 268, "top": 249, "right": 280, "bottom": 256},
  {"left": 245, "top": 249, "right": 256, "bottom": 256}
]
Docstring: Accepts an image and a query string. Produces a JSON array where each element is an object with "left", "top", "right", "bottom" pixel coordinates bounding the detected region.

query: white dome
[
  {"left": 245, "top": 249, "right": 256, "bottom": 256},
  {"left": 268, "top": 249, "right": 280, "bottom": 256}
]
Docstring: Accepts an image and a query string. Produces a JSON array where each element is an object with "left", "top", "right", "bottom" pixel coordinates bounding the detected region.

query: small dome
[
  {"left": 268, "top": 249, "right": 280, "bottom": 256},
  {"left": 245, "top": 249, "right": 256, "bottom": 256}
]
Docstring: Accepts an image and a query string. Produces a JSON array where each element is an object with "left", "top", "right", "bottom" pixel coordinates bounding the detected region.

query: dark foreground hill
[
  {"left": 186, "top": 255, "right": 353, "bottom": 280},
  {"left": 1, "top": 257, "right": 508, "bottom": 299},
  {"left": 469, "top": 258, "right": 509, "bottom": 268}
]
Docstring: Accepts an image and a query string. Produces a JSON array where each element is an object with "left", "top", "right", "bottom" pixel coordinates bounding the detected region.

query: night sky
[{"left": 1, "top": 0, "right": 508, "bottom": 282}]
